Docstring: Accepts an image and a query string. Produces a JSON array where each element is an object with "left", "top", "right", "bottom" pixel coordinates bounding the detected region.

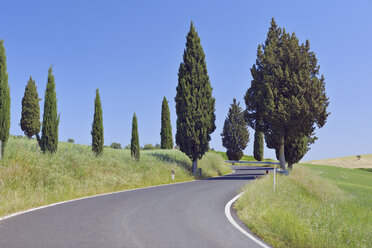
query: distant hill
[{"left": 305, "top": 154, "right": 372, "bottom": 168}]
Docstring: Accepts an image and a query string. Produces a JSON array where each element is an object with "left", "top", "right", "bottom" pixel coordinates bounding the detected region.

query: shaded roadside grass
[
  {"left": 0, "top": 136, "right": 230, "bottom": 217},
  {"left": 235, "top": 165, "right": 372, "bottom": 248}
]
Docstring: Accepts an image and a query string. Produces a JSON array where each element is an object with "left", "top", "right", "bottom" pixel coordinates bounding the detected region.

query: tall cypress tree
[
  {"left": 40, "top": 67, "right": 59, "bottom": 153},
  {"left": 0, "top": 40, "right": 10, "bottom": 159},
  {"left": 131, "top": 113, "right": 140, "bottom": 161},
  {"left": 91, "top": 89, "right": 103, "bottom": 156},
  {"left": 160, "top": 96, "right": 173, "bottom": 149},
  {"left": 246, "top": 18, "right": 329, "bottom": 169},
  {"left": 21, "top": 76, "right": 41, "bottom": 140},
  {"left": 253, "top": 129, "right": 263, "bottom": 161},
  {"left": 175, "top": 22, "right": 216, "bottom": 175},
  {"left": 221, "top": 99, "right": 249, "bottom": 161}
]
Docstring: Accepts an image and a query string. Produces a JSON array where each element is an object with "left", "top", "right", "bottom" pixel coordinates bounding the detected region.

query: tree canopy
[
  {"left": 245, "top": 18, "right": 329, "bottom": 169},
  {"left": 91, "top": 89, "right": 104, "bottom": 156},
  {"left": 160, "top": 97, "right": 173, "bottom": 149},
  {"left": 221, "top": 99, "right": 249, "bottom": 161},
  {"left": 40, "top": 67, "right": 59, "bottom": 153},
  {"left": 21, "top": 76, "right": 40, "bottom": 139},
  {"left": 0, "top": 40, "right": 10, "bottom": 158}
]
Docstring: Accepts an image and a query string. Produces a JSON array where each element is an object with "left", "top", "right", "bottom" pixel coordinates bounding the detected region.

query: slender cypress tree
[
  {"left": 40, "top": 67, "right": 59, "bottom": 153},
  {"left": 160, "top": 96, "right": 173, "bottom": 149},
  {"left": 253, "top": 129, "right": 263, "bottom": 161},
  {"left": 0, "top": 40, "right": 10, "bottom": 159},
  {"left": 21, "top": 76, "right": 41, "bottom": 140},
  {"left": 131, "top": 113, "right": 140, "bottom": 161},
  {"left": 91, "top": 89, "right": 104, "bottom": 156},
  {"left": 221, "top": 99, "right": 249, "bottom": 161},
  {"left": 175, "top": 22, "right": 216, "bottom": 175}
]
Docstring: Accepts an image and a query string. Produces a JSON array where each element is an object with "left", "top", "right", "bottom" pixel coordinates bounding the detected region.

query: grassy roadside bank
[
  {"left": 0, "top": 136, "right": 230, "bottom": 217},
  {"left": 235, "top": 164, "right": 372, "bottom": 248}
]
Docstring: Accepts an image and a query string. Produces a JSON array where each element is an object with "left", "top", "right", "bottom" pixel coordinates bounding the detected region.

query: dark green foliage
[
  {"left": 110, "top": 142, "right": 121, "bottom": 149},
  {"left": 67, "top": 138, "right": 74, "bottom": 144},
  {"left": 21, "top": 76, "right": 40, "bottom": 139},
  {"left": 160, "top": 97, "right": 173, "bottom": 149},
  {"left": 40, "top": 67, "right": 59, "bottom": 153},
  {"left": 245, "top": 18, "right": 329, "bottom": 169},
  {"left": 124, "top": 144, "right": 131, "bottom": 150},
  {"left": 91, "top": 89, "right": 104, "bottom": 156},
  {"left": 285, "top": 136, "right": 312, "bottom": 169},
  {"left": 265, "top": 128, "right": 316, "bottom": 168},
  {"left": 221, "top": 99, "right": 249, "bottom": 161},
  {"left": 175, "top": 22, "right": 216, "bottom": 174},
  {"left": 143, "top": 144, "right": 154, "bottom": 150},
  {"left": 131, "top": 113, "right": 140, "bottom": 160},
  {"left": 155, "top": 144, "right": 161, "bottom": 149},
  {"left": 0, "top": 40, "right": 10, "bottom": 157},
  {"left": 253, "top": 129, "right": 264, "bottom": 161}
]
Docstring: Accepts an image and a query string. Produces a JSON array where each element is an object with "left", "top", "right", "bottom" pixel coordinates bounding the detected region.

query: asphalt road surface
[{"left": 0, "top": 166, "right": 272, "bottom": 248}]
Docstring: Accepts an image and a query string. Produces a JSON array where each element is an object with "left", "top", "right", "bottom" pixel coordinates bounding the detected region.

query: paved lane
[{"left": 0, "top": 166, "right": 272, "bottom": 248}]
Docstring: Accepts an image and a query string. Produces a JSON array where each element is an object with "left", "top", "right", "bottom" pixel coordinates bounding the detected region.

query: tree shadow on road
[
  {"left": 148, "top": 152, "right": 191, "bottom": 172},
  {"left": 205, "top": 172, "right": 264, "bottom": 181}
]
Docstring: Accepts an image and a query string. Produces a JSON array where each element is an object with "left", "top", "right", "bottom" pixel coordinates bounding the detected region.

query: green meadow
[
  {"left": 235, "top": 163, "right": 372, "bottom": 248},
  {"left": 0, "top": 136, "right": 230, "bottom": 217}
]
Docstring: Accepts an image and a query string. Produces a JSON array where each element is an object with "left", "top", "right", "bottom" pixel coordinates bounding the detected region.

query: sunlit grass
[
  {"left": 0, "top": 136, "right": 230, "bottom": 217},
  {"left": 235, "top": 164, "right": 372, "bottom": 248}
]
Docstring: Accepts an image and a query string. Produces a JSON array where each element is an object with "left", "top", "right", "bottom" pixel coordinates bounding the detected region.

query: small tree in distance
[
  {"left": 131, "top": 113, "right": 140, "bottom": 161},
  {"left": 221, "top": 99, "right": 249, "bottom": 161},
  {"left": 110, "top": 142, "right": 121, "bottom": 149},
  {"left": 91, "top": 89, "right": 104, "bottom": 156},
  {"left": 21, "top": 76, "right": 41, "bottom": 141},
  {"left": 160, "top": 97, "right": 173, "bottom": 149}
]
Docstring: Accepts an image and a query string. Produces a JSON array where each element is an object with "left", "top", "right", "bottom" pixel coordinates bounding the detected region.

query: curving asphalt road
[{"left": 0, "top": 166, "right": 272, "bottom": 248}]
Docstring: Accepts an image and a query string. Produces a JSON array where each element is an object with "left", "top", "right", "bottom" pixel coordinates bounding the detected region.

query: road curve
[{"left": 0, "top": 166, "right": 272, "bottom": 248}]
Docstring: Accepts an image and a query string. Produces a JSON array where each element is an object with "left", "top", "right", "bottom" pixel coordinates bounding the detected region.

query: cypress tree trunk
[
  {"left": 0, "top": 140, "right": 2, "bottom": 160},
  {"left": 192, "top": 160, "right": 198, "bottom": 176},
  {"left": 279, "top": 135, "right": 287, "bottom": 169}
]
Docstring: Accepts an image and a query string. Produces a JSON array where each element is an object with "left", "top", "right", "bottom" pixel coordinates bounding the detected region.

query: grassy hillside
[
  {"left": 235, "top": 163, "right": 372, "bottom": 248},
  {"left": 0, "top": 136, "right": 230, "bottom": 217},
  {"left": 306, "top": 154, "right": 372, "bottom": 168}
]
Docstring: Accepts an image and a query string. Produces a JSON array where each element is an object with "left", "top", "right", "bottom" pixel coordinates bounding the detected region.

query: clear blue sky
[{"left": 1, "top": 0, "right": 371, "bottom": 161}]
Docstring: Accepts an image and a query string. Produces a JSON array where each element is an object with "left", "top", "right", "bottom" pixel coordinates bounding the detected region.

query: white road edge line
[
  {"left": 225, "top": 193, "right": 270, "bottom": 248},
  {"left": 0, "top": 179, "right": 198, "bottom": 222},
  {"left": 0, "top": 168, "right": 237, "bottom": 222}
]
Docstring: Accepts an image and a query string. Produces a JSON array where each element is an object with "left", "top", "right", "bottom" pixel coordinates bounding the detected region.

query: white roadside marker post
[
  {"left": 266, "top": 170, "right": 269, "bottom": 179},
  {"left": 274, "top": 165, "right": 276, "bottom": 192},
  {"left": 172, "top": 170, "right": 174, "bottom": 181}
]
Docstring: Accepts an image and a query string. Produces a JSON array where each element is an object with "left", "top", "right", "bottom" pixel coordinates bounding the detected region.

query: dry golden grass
[{"left": 306, "top": 154, "right": 372, "bottom": 168}]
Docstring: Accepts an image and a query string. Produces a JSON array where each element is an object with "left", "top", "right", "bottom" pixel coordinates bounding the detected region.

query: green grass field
[
  {"left": 0, "top": 136, "right": 231, "bottom": 217},
  {"left": 210, "top": 150, "right": 276, "bottom": 163},
  {"left": 235, "top": 163, "right": 372, "bottom": 248}
]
